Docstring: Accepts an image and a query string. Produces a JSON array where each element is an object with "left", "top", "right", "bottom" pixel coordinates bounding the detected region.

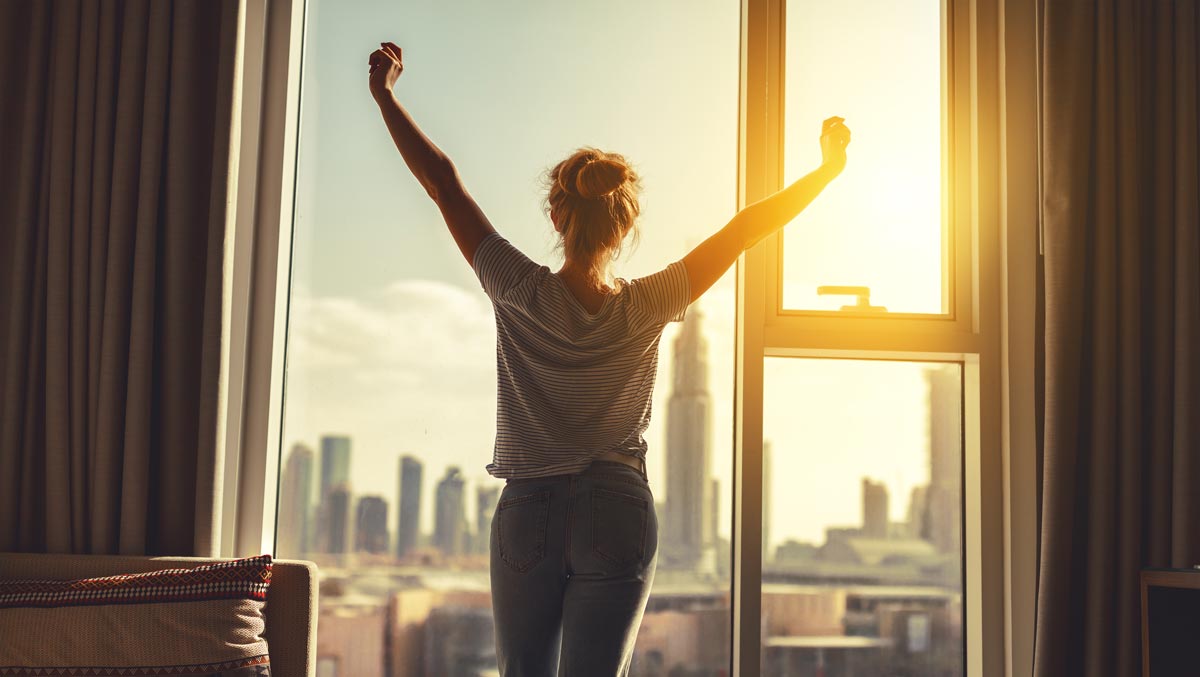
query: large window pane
[
  {"left": 781, "top": 0, "right": 945, "bottom": 314},
  {"left": 762, "top": 358, "right": 964, "bottom": 675},
  {"left": 275, "top": 1, "right": 739, "bottom": 674}
]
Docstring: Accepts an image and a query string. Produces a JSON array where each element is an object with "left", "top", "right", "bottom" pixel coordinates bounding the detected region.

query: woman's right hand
[{"left": 820, "top": 116, "right": 851, "bottom": 175}]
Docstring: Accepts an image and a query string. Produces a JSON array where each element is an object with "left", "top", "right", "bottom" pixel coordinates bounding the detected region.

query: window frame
[
  {"left": 222, "top": 0, "right": 1040, "bottom": 674},
  {"left": 220, "top": 0, "right": 306, "bottom": 559},
  {"left": 732, "top": 0, "right": 1018, "bottom": 675},
  {"left": 767, "top": 0, "right": 967, "bottom": 329}
]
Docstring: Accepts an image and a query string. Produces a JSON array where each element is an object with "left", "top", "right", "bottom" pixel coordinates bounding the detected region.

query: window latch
[{"left": 816, "top": 286, "right": 888, "bottom": 313}]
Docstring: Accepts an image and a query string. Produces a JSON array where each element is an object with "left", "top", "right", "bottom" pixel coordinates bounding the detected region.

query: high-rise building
[
  {"left": 434, "top": 467, "right": 467, "bottom": 557},
  {"left": 320, "top": 435, "right": 351, "bottom": 500},
  {"left": 709, "top": 477, "right": 721, "bottom": 550},
  {"left": 907, "top": 485, "right": 930, "bottom": 540},
  {"left": 662, "top": 310, "right": 716, "bottom": 573},
  {"left": 763, "top": 441, "right": 773, "bottom": 565},
  {"left": 317, "top": 435, "right": 352, "bottom": 553},
  {"left": 326, "top": 484, "right": 352, "bottom": 554},
  {"left": 278, "top": 443, "right": 314, "bottom": 556},
  {"left": 475, "top": 485, "right": 500, "bottom": 556},
  {"left": 355, "top": 495, "right": 389, "bottom": 554},
  {"left": 862, "top": 478, "right": 890, "bottom": 538},
  {"left": 396, "top": 455, "right": 423, "bottom": 559},
  {"left": 925, "top": 366, "right": 962, "bottom": 556}
]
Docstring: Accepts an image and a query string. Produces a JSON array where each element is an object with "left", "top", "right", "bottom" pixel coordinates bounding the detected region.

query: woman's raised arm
[
  {"left": 369, "top": 41, "right": 496, "bottom": 264},
  {"left": 681, "top": 116, "right": 851, "bottom": 303}
]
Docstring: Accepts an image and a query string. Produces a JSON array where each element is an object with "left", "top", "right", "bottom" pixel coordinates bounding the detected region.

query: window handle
[{"left": 816, "top": 285, "right": 888, "bottom": 313}]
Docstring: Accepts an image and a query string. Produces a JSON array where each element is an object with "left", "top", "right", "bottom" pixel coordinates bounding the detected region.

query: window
[
  {"left": 274, "top": 0, "right": 739, "bottom": 674},
  {"left": 781, "top": 0, "right": 946, "bottom": 315},
  {"left": 761, "top": 359, "right": 963, "bottom": 675},
  {"left": 733, "top": 0, "right": 988, "bottom": 674},
  {"left": 255, "top": 0, "right": 1006, "bottom": 674}
]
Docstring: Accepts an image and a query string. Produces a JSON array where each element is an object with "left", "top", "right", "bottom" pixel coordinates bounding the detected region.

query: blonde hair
[{"left": 545, "top": 147, "right": 641, "bottom": 284}]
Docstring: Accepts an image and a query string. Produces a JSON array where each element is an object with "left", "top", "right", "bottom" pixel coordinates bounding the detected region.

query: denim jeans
[{"left": 490, "top": 460, "right": 659, "bottom": 677}]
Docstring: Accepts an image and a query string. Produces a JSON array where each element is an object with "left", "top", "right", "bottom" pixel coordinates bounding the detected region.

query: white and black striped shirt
[{"left": 472, "top": 232, "right": 691, "bottom": 479}]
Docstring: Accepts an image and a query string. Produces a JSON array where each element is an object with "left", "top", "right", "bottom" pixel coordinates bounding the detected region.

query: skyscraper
[
  {"left": 763, "top": 441, "right": 773, "bottom": 565},
  {"left": 434, "top": 467, "right": 467, "bottom": 557},
  {"left": 278, "top": 443, "right": 314, "bottom": 556},
  {"left": 925, "top": 366, "right": 962, "bottom": 556},
  {"left": 708, "top": 478, "right": 720, "bottom": 550},
  {"left": 326, "top": 484, "right": 352, "bottom": 554},
  {"left": 662, "top": 310, "right": 716, "bottom": 573},
  {"left": 317, "top": 435, "right": 352, "bottom": 553},
  {"left": 862, "top": 478, "right": 889, "bottom": 538},
  {"left": 396, "top": 455, "right": 423, "bottom": 559},
  {"left": 907, "top": 485, "right": 929, "bottom": 540},
  {"left": 475, "top": 485, "right": 500, "bottom": 555},
  {"left": 320, "top": 435, "right": 352, "bottom": 500},
  {"left": 356, "top": 495, "right": 389, "bottom": 554}
]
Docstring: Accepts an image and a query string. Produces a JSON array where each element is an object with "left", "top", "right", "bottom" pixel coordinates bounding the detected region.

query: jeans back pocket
[
  {"left": 496, "top": 490, "right": 551, "bottom": 573},
  {"left": 590, "top": 487, "right": 649, "bottom": 567}
]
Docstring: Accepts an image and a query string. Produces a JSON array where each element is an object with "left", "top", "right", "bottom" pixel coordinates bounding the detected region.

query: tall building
[
  {"left": 709, "top": 477, "right": 721, "bottom": 552},
  {"left": 862, "top": 478, "right": 890, "bottom": 538},
  {"left": 278, "top": 443, "right": 314, "bottom": 556},
  {"left": 434, "top": 467, "right": 467, "bottom": 557},
  {"left": 355, "top": 495, "right": 388, "bottom": 554},
  {"left": 662, "top": 310, "right": 716, "bottom": 573},
  {"left": 763, "top": 441, "right": 773, "bottom": 565},
  {"left": 326, "top": 484, "right": 352, "bottom": 554},
  {"left": 475, "top": 485, "right": 500, "bottom": 556},
  {"left": 317, "top": 435, "right": 352, "bottom": 554},
  {"left": 396, "top": 455, "right": 423, "bottom": 559},
  {"left": 320, "top": 435, "right": 351, "bottom": 500},
  {"left": 907, "top": 485, "right": 930, "bottom": 540},
  {"left": 925, "top": 366, "right": 962, "bottom": 556}
]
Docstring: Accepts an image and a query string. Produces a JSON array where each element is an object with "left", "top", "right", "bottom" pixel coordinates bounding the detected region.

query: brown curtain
[
  {"left": 1036, "top": 1, "right": 1200, "bottom": 675},
  {"left": 0, "top": 0, "right": 240, "bottom": 557}
]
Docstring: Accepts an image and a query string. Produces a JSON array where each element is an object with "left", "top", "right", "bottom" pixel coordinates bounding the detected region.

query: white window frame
[
  {"left": 732, "top": 0, "right": 1038, "bottom": 675},
  {"left": 221, "top": 0, "right": 1040, "bottom": 674},
  {"left": 220, "top": 0, "right": 305, "bottom": 559}
]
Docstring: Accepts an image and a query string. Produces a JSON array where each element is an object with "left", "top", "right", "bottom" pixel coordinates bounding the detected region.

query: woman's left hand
[
  {"left": 820, "top": 116, "right": 851, "bottom": 175},
  {"left": 369, "top": 41, "right": 404, "bottom": 101}
]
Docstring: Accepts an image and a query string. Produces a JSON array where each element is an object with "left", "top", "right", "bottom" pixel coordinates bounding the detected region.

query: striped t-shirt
[{"left": 472, "top": 232, "right": 691, "bottom": 479}]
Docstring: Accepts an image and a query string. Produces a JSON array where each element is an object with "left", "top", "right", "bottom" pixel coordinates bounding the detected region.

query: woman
[{"left": 368, "top": 42, "right": 850, "bottom": 676}]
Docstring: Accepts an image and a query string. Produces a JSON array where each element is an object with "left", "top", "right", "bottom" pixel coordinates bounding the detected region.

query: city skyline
[
  {"left": 282, "top": 412, "right": 964, "bottom": 675},
  {"left": 277, "top": 302, "right": 964, "bottom": 561},
  {"left": 278, "top": 339, "right": 965, "bottom": 676},
  {"left": 277, "top": 351, "right": 962, "bottom": 565}
]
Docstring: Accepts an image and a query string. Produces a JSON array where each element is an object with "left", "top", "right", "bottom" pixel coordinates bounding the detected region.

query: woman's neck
[{"left": 556, "top": 260, "right": 611, "bottom": 293}]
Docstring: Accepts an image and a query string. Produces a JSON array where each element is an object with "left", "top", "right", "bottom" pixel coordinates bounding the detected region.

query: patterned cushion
[{"left": 0, "top": 555, "right": 273, "bottom": 676}]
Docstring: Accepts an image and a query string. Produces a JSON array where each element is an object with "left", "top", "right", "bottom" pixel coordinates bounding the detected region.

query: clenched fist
[
  {"left": 820, "top": 116, "right": 851, "bottom": 175},
  {"left": 369, "top": 41, "right": 404, "bottom": 102}
]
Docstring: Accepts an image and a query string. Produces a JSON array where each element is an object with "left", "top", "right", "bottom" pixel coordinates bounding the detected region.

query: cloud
[{"left": 289, "top": 279, "right": 495, "bottom": 378}]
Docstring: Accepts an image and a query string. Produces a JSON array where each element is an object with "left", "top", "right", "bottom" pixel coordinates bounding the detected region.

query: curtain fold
[
  {"left": 1036, "top": 1, "right": 1200, "bottom": 675},
  {"left": 0, "top": 0, "right": 240, "bottom": 557}
]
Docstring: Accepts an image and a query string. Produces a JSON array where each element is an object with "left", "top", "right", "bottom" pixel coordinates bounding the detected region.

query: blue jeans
[{"left": 490, "top": 460, "right": 659, "bottom": 677}]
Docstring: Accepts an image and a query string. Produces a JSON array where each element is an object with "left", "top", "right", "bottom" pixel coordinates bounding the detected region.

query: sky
[{"left": 277, "top": 0, "right": 954, "bottom": 552}]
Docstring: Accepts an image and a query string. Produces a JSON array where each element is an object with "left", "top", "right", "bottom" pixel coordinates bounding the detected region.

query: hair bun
[{"left": 575, "top": 157, "right": 629, "bottom": 199}]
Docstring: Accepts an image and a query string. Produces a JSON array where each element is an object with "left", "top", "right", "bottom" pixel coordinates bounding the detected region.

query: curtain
[
  {"left": 0, "top": 0, "right": 240, "bottom": 557},
  {"left": 1035, "top": 1, "right": 1200, "bottom": 675}
]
